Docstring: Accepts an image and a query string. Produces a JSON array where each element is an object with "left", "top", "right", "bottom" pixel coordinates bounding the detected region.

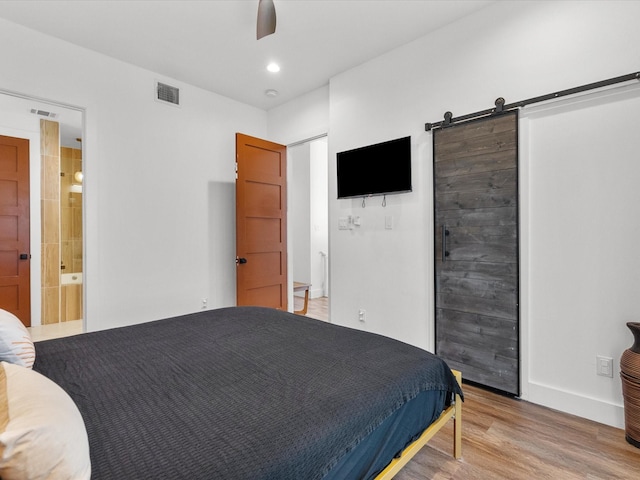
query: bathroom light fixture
[
  {"left": 71, "top": 171, "right": 83, "bottom": 193},
  {"left": 267, "top": 62, "right": 280, "bottom": 73},
  {"left": 265, "top": 89, "right": 279, "bottom": 97}
]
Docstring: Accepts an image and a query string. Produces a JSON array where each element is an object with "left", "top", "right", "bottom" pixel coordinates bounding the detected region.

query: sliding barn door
[{"left": 434, "top": 112, "right": 519, "bottom": 395}]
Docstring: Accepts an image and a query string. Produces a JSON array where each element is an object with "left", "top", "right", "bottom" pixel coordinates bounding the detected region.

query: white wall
[
  {"left": 520, "top": 84, "right": 640, "bottom": 427},
  {"left": 290, "top": 142, "right": 312, "bottom": 286},
  {"left": 0, "top": 18, "right": 267, "bottom": 331},
  {"left": 309, "top": 138, "right": 328, "bottom": 299},
  {"left": 269, "top": 0, "right": 640, "bottom": 428},
  {"left": 269, "top": 86, "right": 330, "bottom": 310},
  {"left": 267, "top": 85, "right": 329, "bottom": 145}
]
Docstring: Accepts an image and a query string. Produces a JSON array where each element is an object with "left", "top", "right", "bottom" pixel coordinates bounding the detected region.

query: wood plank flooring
[
  {"left": 302, "top": 295, "right": 328, "bottom": 322},
  {"left": 394, "top": 384, "right": 639, "bottom": 479},
  {"left": 28, "top": 319, "right": 82, "bottom": 342}
]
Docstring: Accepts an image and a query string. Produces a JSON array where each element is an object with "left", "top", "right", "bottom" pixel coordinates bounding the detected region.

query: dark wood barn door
[{"left": 434, "top": 112, "right": 519, "bottom": 395}]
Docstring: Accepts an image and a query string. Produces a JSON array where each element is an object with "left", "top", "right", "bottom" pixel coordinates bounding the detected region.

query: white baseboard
[
  {"left": 310, "top": 288, "right": 325, "bottom": 299},
  {"left": 526, "top": 381, "right": 624, "bottom": 429}
]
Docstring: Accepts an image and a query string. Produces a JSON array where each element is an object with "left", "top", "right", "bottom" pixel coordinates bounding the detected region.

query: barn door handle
[
  {"left": 236, "top": 257, "right": 247, "bottom": 265},
  {"left": 441, "top": 226, "right": 450, "bottom": 261}
]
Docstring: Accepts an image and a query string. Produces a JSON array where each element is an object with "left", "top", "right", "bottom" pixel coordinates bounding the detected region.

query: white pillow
[
  {"left": 0, "top": 310, "right": 34, "bottom": 369},
  {"left": 0, "top": 361, "right": 91, "bottom": 480}
]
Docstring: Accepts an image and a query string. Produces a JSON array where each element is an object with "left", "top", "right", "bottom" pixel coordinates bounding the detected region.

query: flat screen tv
[{"left": 337, "top": 136, "right": 412, "bottom": 199}]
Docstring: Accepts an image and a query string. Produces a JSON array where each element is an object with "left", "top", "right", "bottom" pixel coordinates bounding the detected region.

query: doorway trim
[
  {"left": 0, "top": 88, "right": 86, "bottom": 329},
  {"left": 286, "top": 133, "right": 328, "bottom": 316}
]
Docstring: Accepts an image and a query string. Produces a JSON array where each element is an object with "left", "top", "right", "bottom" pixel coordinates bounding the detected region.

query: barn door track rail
[{"left": 425, "top": 71, "right": 640, "bottom": 132}]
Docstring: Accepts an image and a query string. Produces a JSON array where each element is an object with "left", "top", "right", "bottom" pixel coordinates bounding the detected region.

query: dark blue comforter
[{"left": 34, "top": 306, "right": 462, "bottom": 480}]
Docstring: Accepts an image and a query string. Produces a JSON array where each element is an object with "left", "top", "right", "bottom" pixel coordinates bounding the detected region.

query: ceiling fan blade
[{"left": 257, "top": 0, "right": 276, "bottom": 40}]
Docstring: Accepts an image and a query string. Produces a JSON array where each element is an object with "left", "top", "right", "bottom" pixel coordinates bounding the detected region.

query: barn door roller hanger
[{"left": 425, "top": 71, "right": 640, "bottom": 131}]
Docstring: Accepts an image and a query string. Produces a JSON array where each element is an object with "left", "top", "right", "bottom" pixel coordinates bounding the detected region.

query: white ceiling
[{"left": 0, "top": 0, "right": 494, "bottom": 111}]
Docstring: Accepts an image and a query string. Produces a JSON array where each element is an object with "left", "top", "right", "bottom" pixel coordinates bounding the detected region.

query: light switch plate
[
  {"left": 385, "top": 215, "right": 393, "bottom": 230},
  {"left": 596, "top": 355, "right": 613, "bottom": 378}
]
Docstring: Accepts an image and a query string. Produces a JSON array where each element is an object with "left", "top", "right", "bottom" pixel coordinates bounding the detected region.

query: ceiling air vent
[{"left": 155, "top": 81, "right": 180, "bottom": 106}]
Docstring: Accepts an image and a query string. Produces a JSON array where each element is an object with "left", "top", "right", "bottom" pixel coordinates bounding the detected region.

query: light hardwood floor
[
  {"left": 394, "top": 383, "right": 639, "bottom": 479},
  {"left": 28, "top": 319, "right": 82, "bottom": 342},
  {"left": 302, "top": 295, "right": 329, "bottom": 322}
]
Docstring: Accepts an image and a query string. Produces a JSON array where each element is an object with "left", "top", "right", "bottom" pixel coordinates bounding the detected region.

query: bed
[{"left": 2, "top": 306, "right": 462, "bottom": 479}]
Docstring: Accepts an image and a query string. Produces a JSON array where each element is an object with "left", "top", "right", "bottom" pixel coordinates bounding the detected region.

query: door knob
[
  {"left": 236, "top": 257, "right": 247, "bottom": 265},
  {"left": 19, "top": 253, "right": 29, "bottom": 260}
]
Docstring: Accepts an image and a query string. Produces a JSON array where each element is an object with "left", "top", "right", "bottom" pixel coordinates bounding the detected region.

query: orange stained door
[
  {"left": 0, "top": 135, "right": 31, "bottom": 326},
  {"left": 235, "top": 133, "right": 287, "bottom": 310}
]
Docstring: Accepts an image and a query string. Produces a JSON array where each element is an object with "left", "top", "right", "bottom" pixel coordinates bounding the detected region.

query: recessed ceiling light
[
  {"left": 267, "top": 62, "right": 280, "bottom": 73},
  {"left": 265, "top": 89, "right": 279, "bottom": 97}
]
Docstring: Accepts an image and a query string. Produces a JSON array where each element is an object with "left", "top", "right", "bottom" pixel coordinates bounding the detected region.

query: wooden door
[
  {"left": 0, "top": 135, "right": 31, "bottom": 326},
  {"left": 434, "top": 112, "right": 519, "bottom": 395},
  {"left": 235, "top": 133, "right": 287, "bottom": 310}
]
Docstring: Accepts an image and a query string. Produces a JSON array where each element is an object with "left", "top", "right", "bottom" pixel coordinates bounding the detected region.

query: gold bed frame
[{"left": 375, "top": 370, "right": 462, "bottom": 479}]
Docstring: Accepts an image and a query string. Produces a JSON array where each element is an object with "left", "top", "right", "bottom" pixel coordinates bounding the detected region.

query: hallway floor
[
  {"left": 28, "top": 319, "right": 82, "bottom": 342},
  {"left": 300, "top": 296, "right": 328, "bottom": 322}
]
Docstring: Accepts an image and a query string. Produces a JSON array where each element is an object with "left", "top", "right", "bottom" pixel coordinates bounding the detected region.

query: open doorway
[
  {"left": 288, "top": 136, "right": 328, "bottom": 321},
  {"left": 0, "top": 91, "right": 84, "bottom": 338}
]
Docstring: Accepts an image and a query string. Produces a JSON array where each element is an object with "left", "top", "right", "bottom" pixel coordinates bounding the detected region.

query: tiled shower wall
[
  {"left": 40, "top": 119, "right": 60, "bottom": 324},
  {"left": 60, "top": 146, "right": 83, "bottom": 322},
  {"left": 60, "top": 147, "right": 82, "bottom": 273}
]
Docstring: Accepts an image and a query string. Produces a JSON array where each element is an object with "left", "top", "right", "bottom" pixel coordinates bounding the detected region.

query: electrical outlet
[
  {"left": 358, "top": 309, "right": 366, "bottom": 322},
  {"left": 596, "top": 355, "right": 613, "bottom": 377},
  {"left": 201, "top": 298, "right": 208, "bottom": 309}
]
